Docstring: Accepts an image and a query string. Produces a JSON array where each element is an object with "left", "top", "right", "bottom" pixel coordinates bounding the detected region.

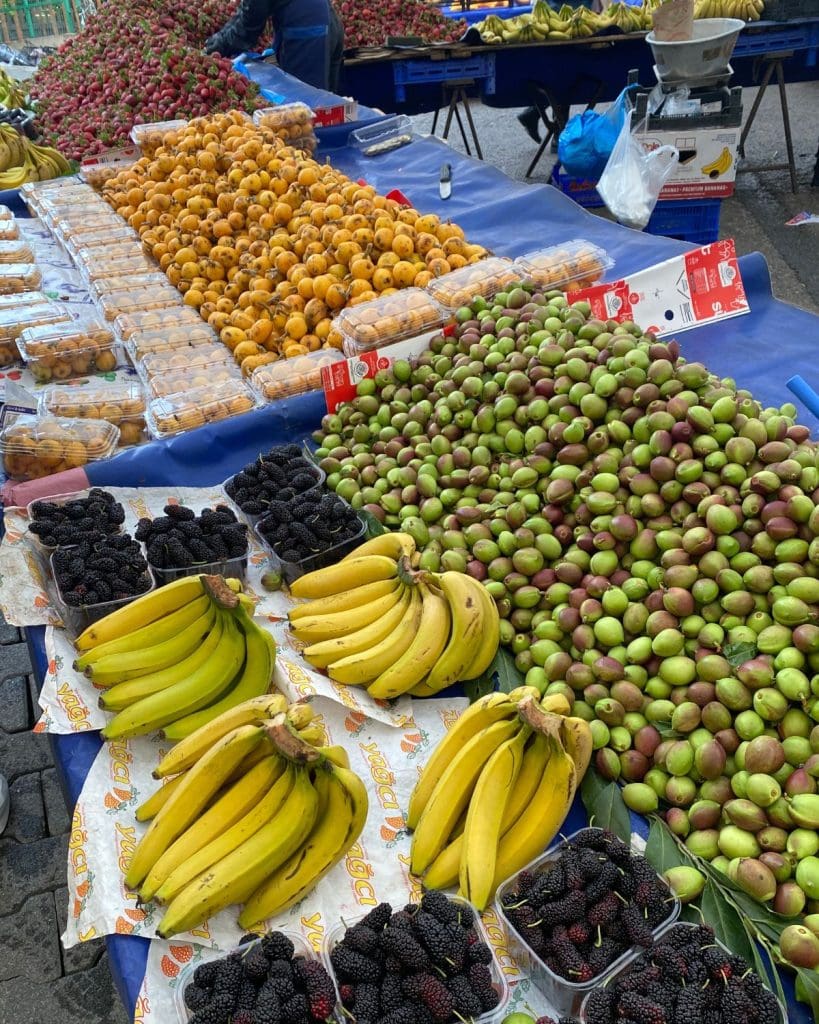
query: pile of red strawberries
[{"left": 332, "top": 0, "right": 466, "bottom": 49}]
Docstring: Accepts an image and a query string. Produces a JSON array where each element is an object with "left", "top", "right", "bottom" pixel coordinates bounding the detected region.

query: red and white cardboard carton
[
  {"left": 637, "top": 125, "right": 740, "bottom": 199},
  {"left": 571, "top": 239, "right": 749, "bottom": 336}
]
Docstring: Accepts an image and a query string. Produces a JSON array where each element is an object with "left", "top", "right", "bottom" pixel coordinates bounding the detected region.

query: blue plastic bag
[{"left": 557, "top": 85, "right": 636, "bottom": 181}]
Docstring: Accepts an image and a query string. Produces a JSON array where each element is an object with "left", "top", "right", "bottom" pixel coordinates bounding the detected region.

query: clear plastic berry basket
[
  {"left": 38, "top": 381, "right": 147, "bottom": 447},
  {"left": 577, "top": 923, "right": 787, "bottom": 1024},
  {"left": 0, "top": 415, "right": 120, "bottom": 481},
  {"left": 222, "top": 459, "right": 325, "bottom": 529},
  {"left": 426, "top": 257, "right": 520, "bottom": 311},
  {"left": 513, "top": 240, "right": 614, "bottom": 291},
  {"left": 494, "top": 827, "right": 681, "bottom": 1018},
  {"left": 146, "top": 548, "right": 248, "bottom": 586},
  {"left": 25, "top": 489, "right": 125, "bottom": 561},
  {"left": 322, "top": 897, "right": 510, "bottom": 1024},
  {"left": 145, "top": 362, "right": 241, "bottom": 400},
  {"left": 113, "top": 305, "right": 210, "bottom": 343},
  {"left": 172, "top": 930, "right": 339, "bottom": 1024},
  {"left": 0, "top": 264, "right": 42, "bottom": 294},
  {"left": 255, "top": 503, "right": 366, "bottom": 586},
  {"left": 49, "top": 549, "right": 154, "bottom": 637},
  {"left": 146, "top": 380, "right": 261, "bottom": 438},
  {"left": 250, "top": 349, "right": 344, "bottom": 403},
  {"left": 336, "top": 288, "right": 444, "bottom": 355},
  {"left": 18, "top": 317, "right": 123, "bottom": 384}
]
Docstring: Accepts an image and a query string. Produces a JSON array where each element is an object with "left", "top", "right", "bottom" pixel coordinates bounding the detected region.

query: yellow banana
[
  {"left": 140, "top": 755, "right": 285, "bottom": 902},
  {"left": 410, "top": 717, "right": 522, "bottom": 876},
  {"left": 74, "top": 594, "right": 212, "bottom": 671},
  {"left": 101, "top": 612, "right": 246, "bottom": 740},
  {"left": 99, "top": 614, "right": 226, "bottom": 712},
  {"left": 302, "top": 588, "right": 412, "bottom": 670},
  {"left": 341, "top": 532, "right": 415, "bottom": 562},
  {"left": 317, "top": 745, "right": 350, "bottom": 768},
  {"left": 288, "top": 577, "right": 400, "bottom": 622},
  {"left": 297, "top": 723, "right": 325, "bottom": 745},
  {"left": 124, "top": 723, "right": 264, "bottom": 889},
  {"left": 561, "top": 716, "right": 593, "bottom": 780},
  {"left": 75, "top": 575, "right": 208, "bottom": 651},
  {"left": 289, "top": 555, "right": 398, "bottom": 599},
  {"left": 328, "top": 586, "right": 423, "bottom": 687},
  {"left": 289, "top": 582, "right": 404, "bottom": 643},
  {"left": 491, "top": 733, "right": 578, "bottom": 890},
  {"left": 423, "top": 572, "right": 487, "bottom": 693},
  {"left": 161, "top": 607, "right": 277, "bottom": 740},
  {"left": 423, "top": 731, "right": 551, "bottom": 890},
  {"left": 286, "top": 702, "right": 315, "bottom": 731},
  {"left": 156, "top": 767, "right": 319, "bottom": 938},
  {"left": 135, "top": 771, "right": 187, "bottom": 823},
  {"left": 154, "top": 692, "right": 287, "bottom": 778},
  {"left": 460, "top": 579, "right": 500, "bottom": 681},
  {"left": 406, "top": 692, "right": 519, "bottom": 829},
  {"left": 239, "top": 760, "right": 368, "bottom": 927},
  {"left": 366, "top": 581, "right": 451, "bottom": 700},
  {"left": 86, "top": 603, "right": 216, "bottom": 685},
  {"left": 541, "top": 693, "right": 572, "bottom": 715},
  {"left": 152, "top": 760, "right": 294, "bottom": 904},
  {"left": 459, "top": 725, "right": 531, "bottom": 909}
]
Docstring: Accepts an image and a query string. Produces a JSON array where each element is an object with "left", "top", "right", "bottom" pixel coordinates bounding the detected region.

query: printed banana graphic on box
[
  {"left": 702, "top": 146, "right": 733, "bottom": 179},
  {"left": 638, "top": 129, "right": 741, "bottom": 199}
]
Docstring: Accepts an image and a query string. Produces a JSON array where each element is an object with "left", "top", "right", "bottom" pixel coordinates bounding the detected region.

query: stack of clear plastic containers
[
  {"left": 250, "top": 349, "right": 344, "bottom": 402},
  {"left": 137, "top": 342, "right": 238, "bottom": 391},
  {"left": 0, "top": 300, "right": 74, "bottom": 368},
  {"left": 96, "top": 282, "right": 183, "bottom": 322},
  {"left": 0, "top": 264, "right": 41, "bottom": 296},
  {"left": 514, "top": 240, "right": 613, "bottom": 291},
  {"left": 0, "top": 239, "right": 33, "bottom": 264},
  {"left": 18, "top": 316, "right": 121, "bottom": 383},
  {"left": 38, "top": 380, "right": 147, "bottom": 446},
  {"left": 89, "top": 271, "right": 171, "bottom": 302},
  {"left": 21, "top": 177, "right": 85, "bottom": 217},
  {"left": 0, "top": 415, "right": 120, "bottom": 480},
  {"left": 53, "top": 212, "right": 130, "bottom": 253},
  {"left": 76, "top": 249, "right": 155, "bottom": 285},
  {"left": 336, "top": 288, "right": 444, "bottom": 355},
  {"left": 426, "top": 257, "right": 521, "bottom": 311},
  {"left": 66, "top": 226, "right": 140, "bottom": 261},
  {"left": 146, "top": 362, "right": 242, "bottom": 399},
  {"left": 253, "top": 103, "right": 317, "bottom": 154},
  {"left": 146, "top": 379, "right": 259, "bottom": 437},
  {"left": 130, "top": 119, "right": 189, "bottom": 156},
  {"left": 114, "top": 306, "right": 213, "bottom": 345}
]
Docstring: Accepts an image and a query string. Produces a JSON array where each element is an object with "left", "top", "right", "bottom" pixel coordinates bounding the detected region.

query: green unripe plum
[
  {"left": 664, "top": 866, "right": 706, "bottom": 904},
  {"left": 622, "top": 782, "right": 658, "bottom": 814},
  {"left": 719, "top": 825, "right": 761, "bottom": 859}
]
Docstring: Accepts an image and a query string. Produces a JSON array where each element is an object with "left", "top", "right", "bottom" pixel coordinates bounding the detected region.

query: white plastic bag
[{"left": 597, "top": 110, "right": 679, "bottom": 230}]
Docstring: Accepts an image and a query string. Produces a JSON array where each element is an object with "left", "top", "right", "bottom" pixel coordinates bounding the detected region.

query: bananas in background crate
[
  {"left": 476, "top": 0, "right": 656, "bottom": 44},
  {"left": 0, "top": 68, "right": 28, "bottom": 111},
  {"left": 125, "top": 698, "right": 368, "bottom": 937},
  {"left": 694, "top": 0, "right": 763, "bottom": 19},
  {"left": 0, "top": 124, "right": 72, "bottom": 189}
]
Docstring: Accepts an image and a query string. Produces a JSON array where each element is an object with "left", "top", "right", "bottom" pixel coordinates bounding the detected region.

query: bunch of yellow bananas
[
  {"left": 407, "top": 689, "right": 593, "bottom": 911},
  {"left": 74, "top": 574, "right": 276, "bottom": 741},
  {"left": 476, "top": 0, "right": 656, "bottom": 44},
  {"left": 694, "top": 0, "right": 763, "bottom": 19},
  {"left": 288, "top": 533, "right": 500, "bottom": 700},
  {"left": 0, "top": 69, "right": 28, "bottom": 110},
  {"left": 125, "top": 698, "right": 368, "bottom": 937},
  {"left": 0, "top": 124, "right": 72, "bottom": 189}
]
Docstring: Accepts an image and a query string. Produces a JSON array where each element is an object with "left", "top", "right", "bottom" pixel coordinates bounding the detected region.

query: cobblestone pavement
[{"left": 0, "top": 615, "right": 129, "bottom": 1024}]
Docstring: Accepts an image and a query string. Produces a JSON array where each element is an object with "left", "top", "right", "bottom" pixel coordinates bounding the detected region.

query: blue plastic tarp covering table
[{"left": 29, "top": 131, "right": 818, "bottom": 1020}]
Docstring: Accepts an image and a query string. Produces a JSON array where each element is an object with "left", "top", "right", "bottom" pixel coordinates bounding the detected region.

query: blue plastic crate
[
  {"left": 734, "top": 19, "right": 819, "bottom": 56},
  {"left": 645, "top": 198, "right": 722, "bottom": 245},
  {"left": 550, "top": 167, "right": 604, "bottom": 208},
  {"left": 392, "top": 53, "right": 496, "bottom": 101}
]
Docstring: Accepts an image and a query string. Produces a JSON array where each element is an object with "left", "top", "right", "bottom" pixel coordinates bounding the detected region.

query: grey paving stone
[
  {"left": 0, "top": 675, "right": 32, "bottom": 734},
  {"left": 0, "top": 834, "right": 68, "bottom": 913},
  {"left": 42, "top": 766, "right": 72, "bottom": 837},
  {"left": 0, "top": 642, "right": 31, "bottom": 684},
  {"left": 0, "top": 951, "right": 130, "bottom": 1024},
  {"left": 0, "top": 726, "right": 53, "bottom": 782},
  {"left": 0, "top": 620, "right": 19, "bottom": 645},
  {"left": 0, "top": 892, "right": 62, "bottom": 983},
  {"left": 55, "top": 887, "right": 108, "bottom": 975},
  {"left": 4, "top": 772, "right": 46, "bottom": 843}
]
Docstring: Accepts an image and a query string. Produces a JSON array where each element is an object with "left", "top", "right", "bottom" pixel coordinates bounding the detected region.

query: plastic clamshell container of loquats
[
  {"left": 514, "top": 240, "right": 614, "bottom": 291},
  {"left": 21, "top": 178, "right": 87, "bottom": 217},
  {"left": 124, "top": 322, "right": 218, "bottom": 362},
  {"left": 129, "top": 119, "right": 189, "bottom": 151},
  {"left": 252, "top": 102, "right": 314, "bottom": 130},
  {"left": 18, "top": 317, "right": 122, "bottom": 384},
  {"left": 66, "top": 226, "right": 140, "bottom": 261},
  {"left": 113, "top": 305, "right": 213, "bottom": 343},
  {"left": 426, "top": 257, "right": 521, "bottom": 311},
  {"left": 0, "top": 204, "right": 14, "bottom": 220},
  {"left": 0, "top": 264, "right": 41, "bottom": 295},
  {"left": 0, "top": 290, "right": 50, "bottom": 311},
  {"left": 0, "top": 239, "right": 33, "bottom": 264},
  {"left": 52, "top": 210, "right": 124, "bottom": 241},
  {"left": 136, "top": 342, "right": 236, "bottom": 387},
  {"left": 38, "top": 381, "right": 147, "bottom": 447},
  {"left": 0, "top": 299, "right": 74, "bottom": 351},
  {"left": 494, "top": 827, "right": 680, "bottom": 1018},
  {"left": 0, "top": 219, "right": 19, "bottom": 241},
  {"left": 249, "top": 348, "right": 345, "bottom": 402},
  {"left": 146, "top": 362, "right": 242, "bottom": 400},
  {"left": 0, "top": 415, "right": 120, "bottom": 481},
  {"left": 88, "top": 271, "right": 173, "bottom": 301},
  {"left": 41, "top": 194, "right": 110, "bottom": 229},
  {"left": 96, "top": 283, "right": 184, "bottom": 322},
  {"left": 77, "top": 250, "right": 156, "bottom": 285},
  {"left": 336, "top": 287, "right": 445, "bottom": 356},
  {"left": 145, "top": 379, "right": 260, "bottom": 438}
]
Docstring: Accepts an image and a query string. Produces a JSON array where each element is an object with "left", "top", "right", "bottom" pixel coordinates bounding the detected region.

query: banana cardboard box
[{"left": 636, "top": 125, "right": 740, "bottom": 198}]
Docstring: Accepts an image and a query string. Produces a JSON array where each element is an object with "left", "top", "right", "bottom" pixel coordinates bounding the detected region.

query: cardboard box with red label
[{"left": 637, "top": 125, "right": 740, "bottom": 199}]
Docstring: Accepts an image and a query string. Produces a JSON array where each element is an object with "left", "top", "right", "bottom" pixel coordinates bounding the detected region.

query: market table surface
[{"left": 13, "top": 123, "right": 819, "bottom": 1024}]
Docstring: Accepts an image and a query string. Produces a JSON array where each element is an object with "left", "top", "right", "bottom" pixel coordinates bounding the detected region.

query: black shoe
[{"left": 518, "top": 107, "right": 541, "bottom": 144}]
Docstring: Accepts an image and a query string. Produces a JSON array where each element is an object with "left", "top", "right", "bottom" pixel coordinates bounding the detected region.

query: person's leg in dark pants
[
  {"left": 328, "top": 8, "right": 344, "bottom": 95},
  {"left": 518, "top": 106, "right": 541, "bottom": 143}
]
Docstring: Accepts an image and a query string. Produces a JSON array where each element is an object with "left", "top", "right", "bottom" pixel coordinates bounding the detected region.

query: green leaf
[
  {"left": 580, "top": 773, "right": 631, "bottom": 843},
  {"left": 644, "top": 817, "right": 687, "bottom": 874},
  {"left": 463, "top": 646, "right": 522, "bottom": 703},
  {"left": 723, "top": 640, "right": 757, "bottom": 669},
  {"left": 700, "top": 878, "right": 756, "bottom": 966},
  {"left": 359, "top": 510, "right": 388, "bottom": 538},
  {"left": 795, "top": 966, "right": 819, "bottom": 1018}
]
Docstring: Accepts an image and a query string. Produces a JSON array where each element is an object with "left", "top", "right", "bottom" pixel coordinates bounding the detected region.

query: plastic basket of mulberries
[
  {"left": 254, "top": 491, "right": 367, "bottom": 587},
  {"left": 577, "top": 921, "right": 787, "bottom": 1024},
  {"left": 173, "top": 929, "right": 341, "bottom": 1024},
  {"left": 137, "top": 503, "right": 250, "bottom": 585},
  {"left": 494, "top": 827, "right": 681, "bottom": 1018},
  {"left": 322, "top": 894, "right": 511, "bottom": 1024},
  {"left": 49, "top": 534, "right": 154, "bottom": 637},
  {"left": 223, "top": 443, "right": 326, "bottom": 529},
  {"left": 25, "top": 488, "right": 126, "bottom": 565}
]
